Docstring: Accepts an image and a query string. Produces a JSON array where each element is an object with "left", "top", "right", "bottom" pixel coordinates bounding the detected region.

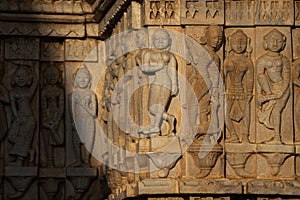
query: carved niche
[
  {"left": 224, "top": 29, "right": 256, "bottom": 179},
  {"left": 255, "top": 28, "right": 294, "bottom": 179}
]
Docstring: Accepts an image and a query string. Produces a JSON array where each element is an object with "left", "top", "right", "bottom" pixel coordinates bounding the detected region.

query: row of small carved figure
[
  {"left": 101, "top": 27, "right": 297, "bottom": 146},
  {"left": 0, "top": 62, "right": 99, "bottom": 168},
  {"left": 0, "top": 27, "right": 297, "bottom": 169}
]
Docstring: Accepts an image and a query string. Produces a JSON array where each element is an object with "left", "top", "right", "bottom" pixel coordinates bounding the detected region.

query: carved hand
[{"left": 172, "top": 84, "right": 178, "bottom": 96}]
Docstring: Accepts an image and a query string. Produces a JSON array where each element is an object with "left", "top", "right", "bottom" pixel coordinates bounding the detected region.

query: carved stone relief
[
  {"left": 255, "top": 28, "right": 294, "bottom": 179},
  {"left": 143, "top": 0, "right": 180, "bottom": 25},
  {"left": 65, "top": 39, "right": 98, "bottom": 62},
  {"left": 1, "top": 0, "right": 300, "bottom": 199},
  {"left": 41, "top": 42, "right": 64, "bottom": 62},
  {"left": 183, "top": 26, "right": 224, "bottom": 180},
  {"left": 181, "top": 0, "right": 224, "bottom": 24},
  {"left": 5, "top": 38, "right": 39, "bottom": 60},
  {"left": 0, "top": 0, "right": 94, "bottom": 14},
  {"left": 7, "top": 63, "right": 39, "bottom": 167},
  {"left": 225, "top": 0, "right": 254, "bottom": 26},
  {"left": 0, "top": 22, "right": 85, "bottom": 38},
  {"left": 40, "top": 63, "right": 65, "bottom": 168},
  {"left": 255, "top": 27, "right": 293, "bottom": 145},
  {"left": 2, "top": 62, "right": 40, "bottom": 199},
  {"left": 255, "top": 0, "right": 294, "bottom": 25},
  {"left": 223, "top": 29, "right": 256, "bottom": 179}
]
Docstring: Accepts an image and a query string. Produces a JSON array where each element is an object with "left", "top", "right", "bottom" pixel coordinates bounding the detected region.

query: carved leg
[
  {"left": 270, "top": 105, "right": 283, "bottom": 144},
  {"left": 163, "top": 112, "right": 175, "bottom": 135},
  {"left": 70, "top": 132, "right": 82, "bottom": 167},
  {"left": 242, "top": 99, "right": 250, "bottom": 143},
  {"left": 47, "top": 145, "right": 54, "bottom": 168},
  {"left": 143, "top": 104, "right": 163, "bottom": 135},
  {"left": 225, "top": 99, "right": 239, "bottom": 143},
  {"left": 82, "top": 145, "right": 91, "bottom": 167}
]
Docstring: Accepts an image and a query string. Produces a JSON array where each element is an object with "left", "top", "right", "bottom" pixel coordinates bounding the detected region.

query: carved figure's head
[
  {"left": 264, "top": 29, "right": 286, "bottom": 52},
  {"left": 200, "top": 25, "right": 223, "bottom": 51},
  {"left": 230, "top": 30, "right": 247, "bottom": 54},
  {"left": 152, "top": 29, "right": 172, "bottom": 50},
  {"left": 11, "top": 65, "right": 33, "bottom": 87},
  {"left": 136, "top": 28, "right": 148, "bottom": 49},
  {"left": 74, "top": 65, "right": 92, "bottom": 89},
  {"left": 44, "top": 65, "right": 61, "bottom": 86}
]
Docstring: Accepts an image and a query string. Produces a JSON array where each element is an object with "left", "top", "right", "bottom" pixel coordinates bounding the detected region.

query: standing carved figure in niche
[
  {"left": 70, "top": 65, "right": 97, "bottom": 167},
  {"left": 0, "top": 62, "right": 9, "bottom": 142},
  {"left": 256, "top": 29, "right": 290, "bottom": 144},
  {"left": 293, "top": 35, "right": 300, "bottom": 143},
  {"left": 140, "top": 29, "right": 178, "bottom": 136},
  {"left": 224, "top": 30, "right": 254, "bottom": 143},
  {"left": 41, "top": 65, "right": 64, "bottom": 167},
  {"left": 8, "top": 65, "right": 37, "bottom": 166},
  {"left": 199, "top": 25, "right": 223, "bottom": 139}
]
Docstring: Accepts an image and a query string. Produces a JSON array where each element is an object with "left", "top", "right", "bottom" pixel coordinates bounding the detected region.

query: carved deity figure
[
  {"left": 70, "top": 65, "right": 97, "bottom": 167},
  {"left": 199, "top": 25, "right": 223, "bottom": 140},
  {"left": 224, "top": 30, "right": 254, "bottom": 143},
  {"left": 41, "top": 65, "right": 64, "bottom": 167},
  {"left": 140, "top": 29, "right": 178, "bottom": 136},
  {"left": 293, "top": 35, "right": 300, "bottom": 143},
  {"left": 8, "top": 65, "right": 37, "bottom": 166},
  {"left": 0, "top": 63, "right": 9, "bottom": 142},
  {"left": 256, "top": 29, "right": 290, "bottom": 144}
]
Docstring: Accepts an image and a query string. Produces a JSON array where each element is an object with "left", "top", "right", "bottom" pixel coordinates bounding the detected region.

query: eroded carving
[
  {"left": 65, "top": 39, "right": 97, "bottom": 62},
  {"left": 225, "top": 0, "right": 254, "bottom": 25},
  {"left": 5, "top": 38, "right": 39, "bottom": 60},
  {"left": 224, "top": 30, "right": 253, "bottom": 143},
  {"left": 255, "top": 0, "right": 293, "bottom": 25},
  {"left": 256, "top": 29, "right": 290, "bottom": 144},
  {"left": 41, "top": 42, "right": 64, "bottom": 62},
  {"left": 8, "top": 65, "right": 38, "bottom": 166}
]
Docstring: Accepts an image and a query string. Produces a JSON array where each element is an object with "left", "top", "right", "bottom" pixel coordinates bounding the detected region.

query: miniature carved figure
[
  {"left": 70, "top": 65, "right": 97, "bottom": 167},
  {"left": 224, "top": 30, "right": 253, "bottom": 143},
  {"left": 256, "top": 29, "right": 290, "bottom": 144},
  {"left": 8, "top": 65, "right": 37, "bottom": 166},
  {"left": 199, "top": 25, "right": 223, "bottom": 139},
  {"left": 140, "top": 29, "right": 178, "bottom": 136},
  {"left": 41, "top": 65, "right": 64, "bottom": 167},
  {"left": 0, "top": 62, "right": 9, "bottom": 142}
]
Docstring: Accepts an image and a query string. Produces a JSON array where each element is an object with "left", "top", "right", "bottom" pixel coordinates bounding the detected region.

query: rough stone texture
[{"left": 0, "top": 0, "right": 300, "bottom": 200}]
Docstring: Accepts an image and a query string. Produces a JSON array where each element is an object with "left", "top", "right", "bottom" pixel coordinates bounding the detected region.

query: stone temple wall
[{"left": 0, "top": 0, "right": 300, "bottom": 200}]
